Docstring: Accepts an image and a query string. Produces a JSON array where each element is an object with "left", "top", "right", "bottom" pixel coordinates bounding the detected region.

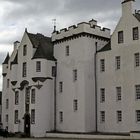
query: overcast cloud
[{"left": 0, "top": 0, "right": 140, "bottom": 90}]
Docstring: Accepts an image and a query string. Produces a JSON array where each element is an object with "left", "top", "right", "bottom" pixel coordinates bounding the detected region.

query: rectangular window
[
  {"left": 15, "top": 110, "right": 18, "bottom": 124},
  {"left": 136, "top": 85, "right": 140, "bottom": 100},
  {"left": 59, "top": 82, "right": 63, "bottom": 93},
  {"left": 135, "top": 53, "right": 140, "bottom": 67},
  {"left": 31, "top": 109, "right": 35, "bottom": 124},
  {"left": 136, "top": 110, "right": 140, "bottom": 122},
  {"left": 100, "top": 111, "right": 105, "bottom": 123},
  {"left": 15, "top": 91, "right": 19, "bottom": 105},
  {"left": 23, "top": 62, "right": 27, "bottom": 77},
  {"left": 31, "top": 89, "right": 35, "bottom": 104},
  {"left": 73, "top": 99, "right": 78, "bottom": 111},
  {"left": 73, "top": 69, "right": 77, "bottom": 81},
  {"left": 59, "top": 111, "right": 63, "bottom": 123},
  {"left": 100, "top": 88, "right": 105, "bottom": 103},
  {"left": 36, "top": 61, "right": 41, "bottom": 72},
  {"left": 52, "top": 66, "right": 56, "bottom": 77},
  {"left": 23, "top": 45, "right": 27, "bottom": 56},
  {"left": 0, "top": 93, "right": 2, "bottom": 105},
  {"left": 117, "top": 110, "right": 122, "bottom": 122},
  {"left": 116, "top": 87, "right": 121, "bottom": 101},
  {"left": 25, "top": 88, "right": 30, "bottom": 104},
  {"left": 6, "top": 99, "right": 9, "bottom": 109},
  {"left": 133, "top": 27, "right": 139, "bottom": 40},
  {"left": 115, "top": 56, "right": 121, "bottom": 70},
  {"left": 6, "top": 115, "right": 8, "bottom": 122},
  {"left": 66, "top": 45, "right": 69, "bottom": 56},
  {"left": 7, "top": 79, "right": 10, "bottom": 88},
  {"left": 100, "top": 59, "right": 105, "bottom": 72},
  {"left": 0, "top": 115, "right": 1, "bottom": 123},
  {"left": 118, "top": 31, "right": 123, "bottom": 43}
]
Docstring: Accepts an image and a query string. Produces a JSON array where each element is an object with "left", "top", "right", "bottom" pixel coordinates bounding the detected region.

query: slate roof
[
  {"left": 27, "top": 32, "right": 56, "bottom": 61},
  {"left": 2, "top": 53, "right": 9, "bottom": 64},
  {"left": 134, "top": 13, "right": 140, "bottom": 22},
  {"left": 98, "top": 41, "right": 111, "bottom": 52},
  {"left": 11, "top": 52, "right": 18, "bottom": 65}
]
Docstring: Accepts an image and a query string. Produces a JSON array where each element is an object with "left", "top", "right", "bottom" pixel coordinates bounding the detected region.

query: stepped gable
[
  {"left": 98, "top": 41, "right": 111, "bottom": 52},
  {"left": 27, "top": 32, "right": 56, "bottom": 61},
  {"left": 2, "top": 53, "right": 9, "bottom": 64},
  {"left": 52, "top": 19, "right": 110, "bottom": 43}
]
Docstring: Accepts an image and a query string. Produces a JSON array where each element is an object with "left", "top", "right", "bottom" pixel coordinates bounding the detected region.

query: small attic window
[{"left": 23, "top": 45, "right": 27, "bottom": 56}]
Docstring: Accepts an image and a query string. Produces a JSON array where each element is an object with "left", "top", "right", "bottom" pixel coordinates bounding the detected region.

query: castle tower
[{"left": 52, "top": 20, "right": 110, "bottom": 132}]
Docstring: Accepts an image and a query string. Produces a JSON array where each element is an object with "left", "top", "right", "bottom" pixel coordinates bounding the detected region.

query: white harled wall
[
  {"left": 2, "top": 31, "right": 55, "bottom": 137},
  {"left": 97, "top": 0, "right": 140, "bottom": 133},
  {"left": 53, "top": 21, "right": 110, "bottom": 133}
]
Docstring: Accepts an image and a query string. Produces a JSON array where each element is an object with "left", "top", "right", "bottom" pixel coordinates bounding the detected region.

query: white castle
[{"left": 2, "top": 0, "right": 140, "bottom": 137}]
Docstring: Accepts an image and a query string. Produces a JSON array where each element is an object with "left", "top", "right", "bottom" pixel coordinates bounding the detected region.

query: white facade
[
  {"left": 2, "top": 31, "right": 55, "bottom": 137},
  {"left": 97, "top": 0, "right": 140, "bottom": 133},
  {"left": 2, "top": 0, "right": 140, "bottom": 137},
  {"left": 52, "top": 20, "right": 110, "bottom": 133}
]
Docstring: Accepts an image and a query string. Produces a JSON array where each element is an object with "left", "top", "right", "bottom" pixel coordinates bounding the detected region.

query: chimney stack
[
  {"left": 14, "top": 41, "right": 20, "bottom": 50},
  {"left": 121, "top": 0, "right": 135, "bottom": 17}
]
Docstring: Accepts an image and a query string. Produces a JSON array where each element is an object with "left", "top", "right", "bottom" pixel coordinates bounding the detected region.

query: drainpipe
[
  {"left": 54, "top": 61, "right": 57, "bottom": 132},
  {"left": 95, "top": 42, "right": 98, "bottom": 133}
]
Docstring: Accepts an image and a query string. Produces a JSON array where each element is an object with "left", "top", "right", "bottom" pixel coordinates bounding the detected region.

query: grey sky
[{"left": 0, "top": 0, "right": 140, "bottom": 90}]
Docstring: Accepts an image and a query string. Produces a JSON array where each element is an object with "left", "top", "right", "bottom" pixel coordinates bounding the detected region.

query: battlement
[{"left": 52, "top": 19, "right": 110, "bottom": 42}]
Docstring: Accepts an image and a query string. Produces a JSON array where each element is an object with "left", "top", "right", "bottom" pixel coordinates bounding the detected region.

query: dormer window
[
  {"left": 118, "top": 31, "right": 124, "bottom": 44},
  {"left": 23, "top": 45, "right": 27, "bottom": 56},
  {"left": 133, "top": 27, "right": 139, "bottom": 40}
]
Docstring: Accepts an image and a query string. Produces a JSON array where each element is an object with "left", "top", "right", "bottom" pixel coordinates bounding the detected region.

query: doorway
[{"left": 24, "top": 114, "right": 30, "bottom": 137}]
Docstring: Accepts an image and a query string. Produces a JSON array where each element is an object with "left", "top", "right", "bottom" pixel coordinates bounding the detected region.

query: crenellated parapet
[{"left": 52, "top": 19, "right": 110, "bottom": 43}]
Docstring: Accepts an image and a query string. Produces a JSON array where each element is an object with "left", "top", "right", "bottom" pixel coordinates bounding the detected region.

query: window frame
[
  {"left": 31, "top": 89, "right": 35, "bottom": 104},
  {"left": 6, "top": 114, "right": 8, "bottom": 123},
  {"left": 23, "top": 45, "right": 27, "bottom": 56},
  {"left": 115, "top": 56, "right": 121, "bottom": 70},
  {"left": 25, "top": 88, "right": 30, "bottom": 104},
  {"left": 100, "top": 59, "right": 105, "bottom": 72},
  {"left": 100, "top": 111, "right": 105, "bottom": 123},
  {"left": 100, "top": 88, "right": 105, "bottom": 103},
  {"left": 133, "top": 27, "right": 139, "bottom": 40},
  {"left": 117, "top": 110, "right": 122, "bottom": 123},
  {"left": 59, "top": 111, "right": 63, "bottom": 123},
  {"left": 118, "top": 31, "right": 124, "bottom": 44},
  {"left": 136, "top": 110, "right": 140, "bottom": 122},
  {"left": 135, "top": 85, "right": 140, "bottom": 100},
  {"left": 134, "top": 53, "right": 140, "bottom": 67},
  {"left": 22, "top": 62, "right": 27, "bottom": 77},
  {"left": 36, "top": 61, "right": 41, "bottom": 72},
  {"left": 66, "top": 45, "right": 69, "bottom": 56},
  {"left": 6, "top": 99, "right": 9, "bottom": 109},
  {"left": 73, "top": 69, "right": 77, "bottom": 81},
  {"left": 73, "top": 99, "right": 78, "bottom": 111},
  {"left": 31, "top": 109, "right": 35, "bottom": 124},
  {"left": 52, "top": 66, "right": 56, "bottom": 77},
  {"left": 116, "top": 87, "right": 122, "bottom": 101},
  {"left": 59, "top": 82, "right": 63, "bottom": 93},
  {"left": 15, "top": 110, "right": 19, "bottom": 124},
  {"left": 7, "top": 79, "right": 10, "bottom": 88},
  {"left": 15, "top": 91, "right": 19, "bottom": 105}
]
